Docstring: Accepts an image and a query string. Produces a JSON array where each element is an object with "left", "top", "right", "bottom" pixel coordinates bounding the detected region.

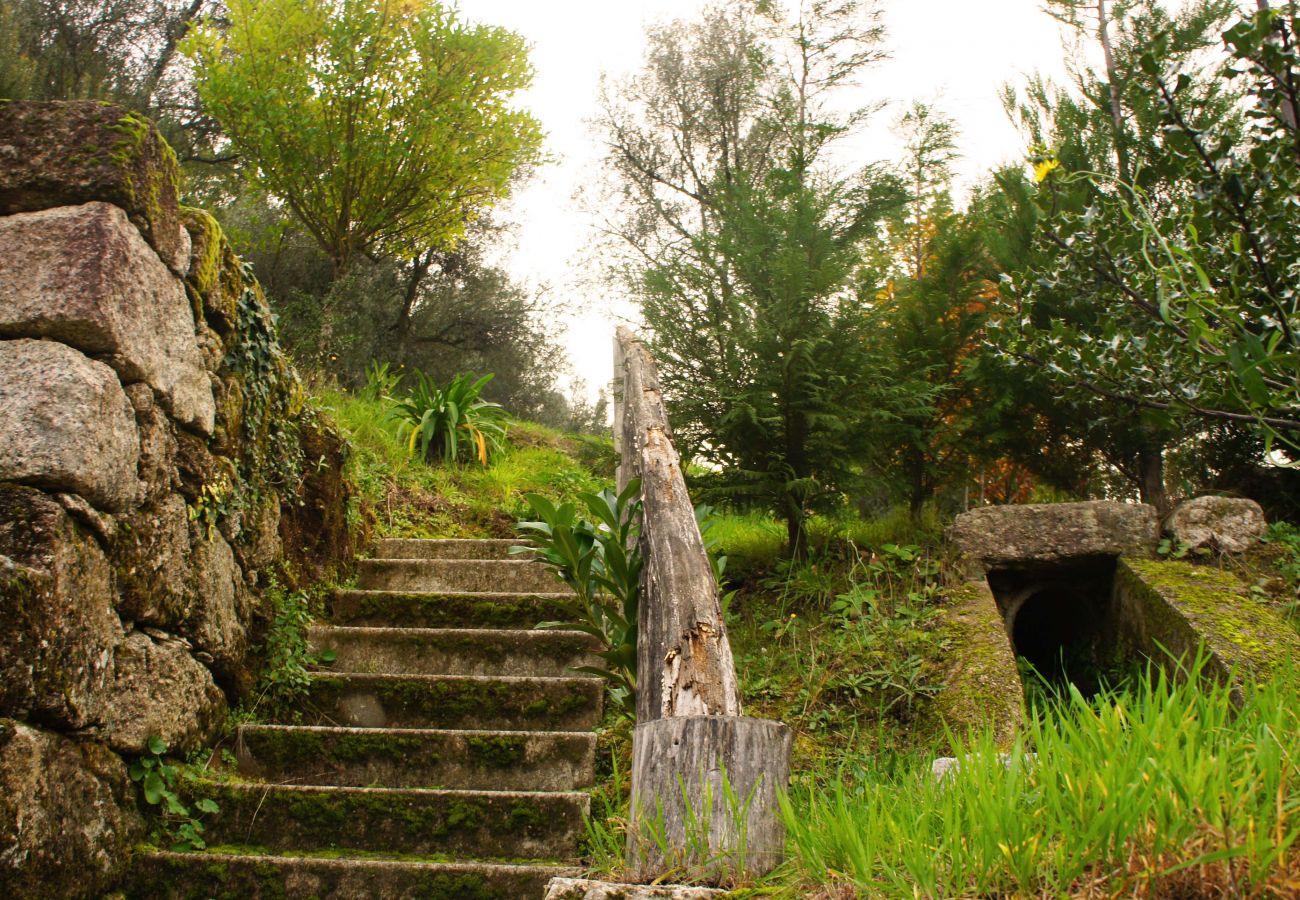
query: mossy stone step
[
  {"left": 237, "top": 725, "right": 597, "bottom": 791},
  {"left": 188, "top": 782, "right": 588, "bottom": 860},
  {"left": 301, "top": 672, "right": 603, "bottom": 731},
  {"left": 330, "top": 589, "right": 574, "bottom": 630},
  {"left": 309, "top": 625, "right": 599, "bottom": 678},
  {"left": 358, "top": 558, "right": 566, "bottom": 594},
  {"left": 375, "top": 538, "right": 533, "bottom": 561},
  {"left": 127, "top": 849, "right": 580, "bottom": 899}
]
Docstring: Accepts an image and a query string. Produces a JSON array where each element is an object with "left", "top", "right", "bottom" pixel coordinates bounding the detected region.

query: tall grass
[{"left": 777, "top": 657, "right": 1300, "bottom": 897}]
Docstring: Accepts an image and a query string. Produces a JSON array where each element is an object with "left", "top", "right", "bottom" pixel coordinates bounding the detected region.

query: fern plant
[{"left": 389, "top": 371, "right": 507, "bottom": 466}]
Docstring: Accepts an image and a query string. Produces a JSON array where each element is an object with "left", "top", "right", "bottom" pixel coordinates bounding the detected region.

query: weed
[
  {"left": 129, "top": 736, "right": 219, "bottom": 852},
  {"left": 518, "top": 481, "right": 642, "bottom": 719}
]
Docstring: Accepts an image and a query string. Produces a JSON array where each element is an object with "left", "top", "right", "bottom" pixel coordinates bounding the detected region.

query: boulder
[
  {"left": 0, "top": 720, "right": 143, "bottom": 898},
  {"left": 185, "top": 526, "right": 256, "bottom": 695},
  {"left": 1166, "top": 496, "right": 1267, "bottom": 554},
  {"left": 113, "top": 494, "right": 193, "bottom": 628},
  {"left": 0, "top": 339, "right": 142, "bottom": 513},
  {"left": 124, "top": 382, "right": 179, "bottom": 501},
  {"left": 0, "top": 486, "right": 124, "bottom": 729},
  {"left": 0, "top": 202, "right": 215, "bottom": 434},
  {"left": 180, "top": 206, "right": 243, "bottom": 335},
  {"left": 947, "top": 501, "right": 1159, "bottom": 571},
  {"left": 0, "top": 100, "right": 187, "bottom": 273},
  {"left": 99, "top": 631, "right": 226, "bottom": 755}
]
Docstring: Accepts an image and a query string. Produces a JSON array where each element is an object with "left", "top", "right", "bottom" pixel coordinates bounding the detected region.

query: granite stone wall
[{"left": 0, "top": 100, "right": 353, "bottom": 897}]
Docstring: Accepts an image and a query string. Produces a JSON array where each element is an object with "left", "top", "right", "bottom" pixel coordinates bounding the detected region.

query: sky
[{"left": 458, "top": 1, "right": 1083, "bottom": 401}]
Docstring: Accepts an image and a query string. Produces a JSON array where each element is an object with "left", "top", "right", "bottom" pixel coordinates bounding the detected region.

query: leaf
[
  {"left": 143, "top": 771, "right": 166, "bottom": 805},
  {"left": 318, "top": 648, "right": 338, "bottom": 664},
  {"left": 195, "top": 798, "right": 221, "bottom": 815},
  {"left": 147, "top": 735, "right": 167, "bottom": 756}
]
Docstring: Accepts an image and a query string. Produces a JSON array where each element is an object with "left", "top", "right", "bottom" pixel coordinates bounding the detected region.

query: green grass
[
  {"left": 773, "top": 657, "right": 1300, "bottom": 898},
  {"left": 316, "top": 388, "right": 614, "bottom": 538}
]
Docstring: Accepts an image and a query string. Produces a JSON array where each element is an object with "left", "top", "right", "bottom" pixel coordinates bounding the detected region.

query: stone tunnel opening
[{"left": 986, "top": 557, "right": 1122, "bottom": 697}]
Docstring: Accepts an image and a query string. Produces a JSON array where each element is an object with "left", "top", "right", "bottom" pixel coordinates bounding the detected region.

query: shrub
[{"left": 390, "top": 371, "right": 507, "bottom": 466}]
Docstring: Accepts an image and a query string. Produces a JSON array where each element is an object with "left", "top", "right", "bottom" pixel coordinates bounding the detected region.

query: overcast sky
[{"left": 457, "top": 0, "right": 1084, "bottom": 400}]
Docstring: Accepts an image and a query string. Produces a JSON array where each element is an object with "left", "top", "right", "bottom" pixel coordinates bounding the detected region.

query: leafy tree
[
  {"left": 599, "top": 0, "right": 911, "bottom": 555},
  {"left": 186, "top": 0, "right": 543, "bottom": 275},
  {"left": 992, "top": 0, "right": 1239, "bottom": 513}
]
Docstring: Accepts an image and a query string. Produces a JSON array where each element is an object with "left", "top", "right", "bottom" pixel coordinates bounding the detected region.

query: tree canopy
[{"left": 186, "top": 0, "right": 543, "bottom": 274}]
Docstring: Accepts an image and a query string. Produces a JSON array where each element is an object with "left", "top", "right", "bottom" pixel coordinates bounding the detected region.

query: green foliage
[
  {"left": 358, "top": 360, "right": 403, "bottom": 405},
  {"left": 992, "top": 0, "right": 1300, "bottom": 497},
  {"left": 776, "top": 657, "right": 1300, "bottom": 897},
  {"left": 128, "top": 737, "right": 220, "bottom": 853},
  {"left": 389, "top": 371, "right": 507, "bottom": 467},
  {"left": 729, "top": 533, "right": 947, "bottom": 766},
  {"left": 224, "top": 264, "right": 305, "bottom": 497},
  {"left": 516, "top": 480, "right": 643, "bottom": 719},
  {"left": 253, "top": 576, "right": 322, "bottom": 716},
  {"left": 185, "top": 0, "right": 542, "bottom": 274},
  {"left": 601, "top": 2, "right": 917, "bottom": 554}
]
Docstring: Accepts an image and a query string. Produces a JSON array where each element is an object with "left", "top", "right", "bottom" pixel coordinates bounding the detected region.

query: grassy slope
[{"left": 321, "top": 391, "right": 1300, "bottom": 897}]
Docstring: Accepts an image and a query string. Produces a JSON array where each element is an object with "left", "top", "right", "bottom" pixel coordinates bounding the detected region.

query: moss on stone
[
  {"left": 331, "top": 591, "right": 570, "bottom": 630},
  {"left": 927, "top": 580, "right": 1024, "bottom": 750},
  {"left": 1117, "top": 558, "right": 1300, "bottom": 694},
  {"left": 465, "top": 734, "right": 527, "bottom": 769}
]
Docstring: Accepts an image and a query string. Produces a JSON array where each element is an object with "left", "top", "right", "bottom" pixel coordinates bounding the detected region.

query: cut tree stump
[{"left": 625, "top": 716, "right": 792, "bottom": 883}]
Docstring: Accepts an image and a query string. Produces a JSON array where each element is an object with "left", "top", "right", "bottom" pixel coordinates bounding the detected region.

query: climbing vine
[{"left": 222, "top": 262, "right": 305, "bottom": 500}]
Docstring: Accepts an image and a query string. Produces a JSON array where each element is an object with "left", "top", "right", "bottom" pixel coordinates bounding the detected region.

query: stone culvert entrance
[
  {"left": 986, "top": 557, "right": 1121, "bottom": 693},
  {"left": 946, "top": 501, "right": 1161, "bottom": 698}
]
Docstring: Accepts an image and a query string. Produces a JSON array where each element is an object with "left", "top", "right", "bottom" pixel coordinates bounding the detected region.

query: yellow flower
[{"left": 1034, "top": 157, "right": 1060, "bottom": 183}]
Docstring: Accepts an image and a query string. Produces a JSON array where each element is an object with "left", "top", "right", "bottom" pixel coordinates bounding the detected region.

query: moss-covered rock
[
  {"left": 0, "top": 100, "right": 187, "bottom": 272},
  {"left": 1116, "top": 558, "right": 1300, "bottom": 698},
  {"left": 179, "top": 206, "right": 243, "bottom": 335},
  {"left": 0, "top": 484, "right": 123, "bottom": 729},
  {"left": 0, "top": 719, "right": 143, "bottom": 898},
  {"left": 927, "top": 580, "right": 1024, "bottom": 750}
]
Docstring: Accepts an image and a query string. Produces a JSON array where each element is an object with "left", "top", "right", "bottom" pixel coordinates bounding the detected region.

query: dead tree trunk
[{"left": 614, "top": 327, "right": 792, "bottom": 884}]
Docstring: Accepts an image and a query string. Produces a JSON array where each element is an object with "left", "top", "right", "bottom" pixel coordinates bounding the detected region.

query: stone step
[
  {"left": 237, "top": 725, "right": 597, "bottom": 791},
  {"left": 186, "top": 782, "right": 587, "bottom": 861},
  {"left": 330, "top": 589, "right": 574, "bottom": 630},
  {"left": 375, "top": 538, "right": 532, "bottom": 561},
  {"left": 357, "top": 558, "right": 566, "bottom": 594},
  {"left": 302, "top": 672, "right": 603, "bottom": 731},
  {"left": 127, "top": 850, "right": 578, "bottom": 900},
  {"left": 309, "top": 625, "right": 599, "bottom": 678}
]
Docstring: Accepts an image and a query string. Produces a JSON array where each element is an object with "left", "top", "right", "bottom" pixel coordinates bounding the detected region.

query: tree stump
[{"left": 626, "top": 716, "right": 792, "bottom": 883}]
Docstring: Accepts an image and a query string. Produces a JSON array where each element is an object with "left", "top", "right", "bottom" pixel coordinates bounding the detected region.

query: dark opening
[{"left": 987, "top": 557, "right": 1121, "bottom": 697}]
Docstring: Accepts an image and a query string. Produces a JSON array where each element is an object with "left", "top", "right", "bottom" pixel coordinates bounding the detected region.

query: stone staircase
[{"left": 129, "top": 538, "right": 602, "bottom": 899}]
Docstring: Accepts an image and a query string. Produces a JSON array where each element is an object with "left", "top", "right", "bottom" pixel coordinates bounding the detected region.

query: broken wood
[{"left": 613, "top": 327, "right": 791, "bottom": 883}]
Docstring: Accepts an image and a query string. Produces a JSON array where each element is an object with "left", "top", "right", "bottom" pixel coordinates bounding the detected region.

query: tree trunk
[
  {"left": 615, "top": 327, "right": 741, "bottom": 723},
  {"left": 1137, "top": 438, "right": 1169, "bottom": 518},
  {"left": 1097, "top": 0, "right": 1132, "bottom": 182},
  {"left": 625, "top": 716, "right": 792, "bottom": 883},
  {"left": 784, "top": 495, "right": 806, "bottom": 561}
]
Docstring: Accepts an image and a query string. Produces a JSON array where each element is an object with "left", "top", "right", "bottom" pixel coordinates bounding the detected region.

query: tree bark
[
  {"left": 625, "top": 716, "right": 792, "bottom": 883},
  {"left": 1137, "top": 438, "right": 1169, "bottom": 519},
  {"left": 615, "top": 327, "right": 742, "bottom": 723},
  {"left": 1097, "top": 0, "right": 1132, "bottom": 182}
]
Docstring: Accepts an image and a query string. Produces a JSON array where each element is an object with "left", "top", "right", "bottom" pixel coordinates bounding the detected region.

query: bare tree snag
[
  {"left": 614, "top": 328, "right": 792, "bottom": 884},
  {"left": 615, "top": 326, "right": 741, "bottom": 722}
]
